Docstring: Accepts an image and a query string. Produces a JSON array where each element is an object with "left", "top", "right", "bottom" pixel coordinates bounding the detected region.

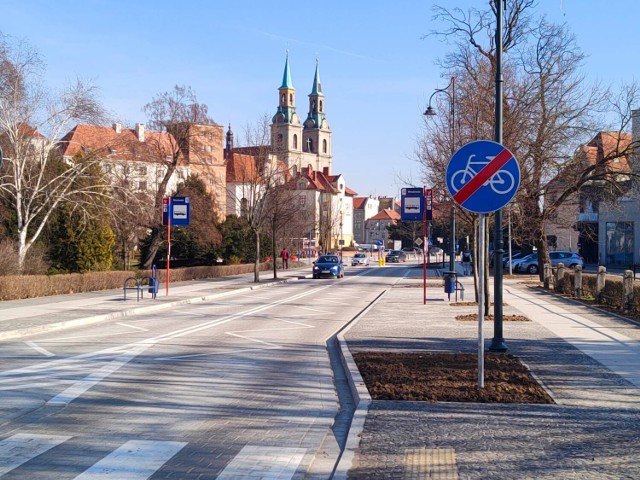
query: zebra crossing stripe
[
  {"left": 217, "top": 445, "right": 307, "bottom": 479},
  {"left": 0, "top": 433, "right": 71, "bottom": 476},
  {"left": 73, "top": 439, "right": 186, "bottom": 479}
]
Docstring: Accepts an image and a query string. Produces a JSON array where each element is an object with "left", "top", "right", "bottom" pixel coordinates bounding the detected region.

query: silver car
[
  {"left": 514, "top": 251, "right": 584, "bottom": 274},
  {"left": 351, "top": 252, "right": 370, "bottom": 266}
]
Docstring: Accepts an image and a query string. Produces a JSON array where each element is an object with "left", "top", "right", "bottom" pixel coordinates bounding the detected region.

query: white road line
[
  {"left": 47, "top": 343, "right": 152, "bottom": 406},
  {"left": 74, "top": 439, "right": 186, "bottom": 479},
  {"left": 116, "top": 322, "right": 149, "bottom": 332},
  {"left": 0, "top": 433, "right": 71, "bottom": 476},
  {"left": 217, "top": 445, "right": 306, "bottom": 480},
  {"left": 25, "top": 341, "right": 55, "bottom": 357}
]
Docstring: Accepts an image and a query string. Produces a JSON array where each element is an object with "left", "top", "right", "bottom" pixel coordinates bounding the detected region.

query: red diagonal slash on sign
[{"left": 453, "top": 148, "right": 513, "bottom": 205}]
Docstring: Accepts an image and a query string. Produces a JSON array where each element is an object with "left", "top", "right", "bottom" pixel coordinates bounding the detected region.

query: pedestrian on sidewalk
[
  {"left": 280, "top": 247, "right": 289, "bottom": 269},
  {"left": 462, "top": 249, "right": 472, "bottom": 275}
]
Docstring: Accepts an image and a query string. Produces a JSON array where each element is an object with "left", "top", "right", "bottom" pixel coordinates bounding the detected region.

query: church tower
[
  {"left": 303, "top": 60, "right": 332, "bottom": 173},
  {"left": 271, "top": 52, "right": 303, "bottom": 173}
]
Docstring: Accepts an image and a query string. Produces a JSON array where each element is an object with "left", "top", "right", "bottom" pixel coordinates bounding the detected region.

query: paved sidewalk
[
  {"left": 338, "top": 268, "right": 640, "bottom": 479},
  {"left": 0, "top": 266, "right": 309, "bottom": 341}
]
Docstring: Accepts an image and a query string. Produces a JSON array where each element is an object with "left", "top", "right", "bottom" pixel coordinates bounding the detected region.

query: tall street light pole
[
  {"left": 490, "top": 0, "right": 508, "bottom": 352},
  {"left": 425, "top": 77, "right": 456, "bottom": 273}
]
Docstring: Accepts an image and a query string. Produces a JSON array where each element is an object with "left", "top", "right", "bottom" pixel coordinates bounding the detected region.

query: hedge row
[{"left": 0, "top": 263, "right": 273, "bottom": 301}]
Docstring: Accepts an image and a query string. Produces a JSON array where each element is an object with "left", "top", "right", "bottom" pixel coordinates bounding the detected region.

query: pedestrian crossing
[{"left": 0, "top": 432, "right": 308, "bottom": 479}]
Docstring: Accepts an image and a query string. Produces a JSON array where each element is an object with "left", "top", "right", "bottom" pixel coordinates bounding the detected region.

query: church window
[
  {"left": 298, "top": 194, "right": 306, "bottom": 206},
  {"left": 323, "top": 139, "right": 327, "bottom": 153},
  {"left": 312, "top": 100, "right": 316, "bottom": 111},
  {"left": 281, "top": 94, "right": 285, "bottom": 104},
  {"left": 320, "top": 100, "right": 323, "bottom": 112},
  {"left": 293, "top": 134, "right": 298, "bottom": 149},
  {"left": 289, "top": 93, "right": 293, "bottom": 103},
  {"left": 277, "top": 134, "right": 283, "bottom": 144}
]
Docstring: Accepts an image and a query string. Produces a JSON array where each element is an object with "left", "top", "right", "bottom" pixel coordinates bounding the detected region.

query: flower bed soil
[
  {"left": 353, "top": 351, "right": 552, "bottom": 404},
  {"left": 455, "top": 314, "right": 530, "bottom": 321}
]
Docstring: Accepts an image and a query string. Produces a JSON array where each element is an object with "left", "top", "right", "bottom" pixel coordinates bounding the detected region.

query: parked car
[
  {"left": 312, "top": 255, "right": 345, "bottom": 279},
  {"left": 385, "top": 250, "right": 407, "bottom": 263},
  {"left": 429, "top": 246, "right": 443, "bottom": 256},
  {"left": 351, "top": 252, "right": 370, "bottom": 266},
  {"left": 503, "top": 251, "right": 524, "bottom": 269},
  {"left": 514, "top": 251, "right": 584, "bottom": 274},
  {"left": 402, "top": 247, "right": 421, "bottom": 257}
]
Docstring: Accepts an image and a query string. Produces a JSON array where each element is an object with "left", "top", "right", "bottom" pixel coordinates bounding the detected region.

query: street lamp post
[{"left": 425, "top": 77, "right": 456, "bottom": 274}]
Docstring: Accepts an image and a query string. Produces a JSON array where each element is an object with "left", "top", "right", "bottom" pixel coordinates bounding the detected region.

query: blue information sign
[
  {"left": 162, "top": 196, "right": 191, "bottom": 226},
  {"left": 401, "top": 187, "right": 424, "bottom": 222},
  {"left": 445, "top": 140, "right": 520, "bottom": 214}
]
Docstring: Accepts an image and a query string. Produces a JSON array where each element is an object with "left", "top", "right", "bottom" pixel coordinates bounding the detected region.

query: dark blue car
[{"left": 312, "top": 255, "right": 345, "bottom": 279}]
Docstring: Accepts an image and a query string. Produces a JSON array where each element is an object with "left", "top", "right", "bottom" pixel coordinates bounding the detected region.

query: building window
[
  {"left": 123, "top": 164, "right": 130, "bottom": 175},
  {"left": 605, "top": 222, "right": 634, "bottom": 266},
  {"left": 320, "top": 100, "right": 323, "bottom": 112},
  {"left": 206, "top": 145, "right": 212, "bottom": 153},
  {"left": 289, "top": 93, "right": 293, "bottom": 103},
  {"left": 137, "top": 165, "right": 147, "bottom": 175},
  {"left": 323, "top": 139, "right": 327, "bottom": 153},
  {"left": 292, "top": 165, "right": 298, "bottom": 176},
  {"left": 278, "top": 134, "right": 283, "bottom": 145},
  {"left": 207, "top": 131, "right": 213, "bottom": 140},
  {"left": 138, "top": 181, "right": 147, "bottom": 192},
  {"left": 240, "top": 198, "right": 249, "bottom": 217},
  {"left": 103, "top": 165, "right": 112, "bottom": 174},
  {"left": 298, "top": 194, "right": 306, "bottom": 207},
  {"left": 293, "top": 134, "right": 298, "bottom": 149}
]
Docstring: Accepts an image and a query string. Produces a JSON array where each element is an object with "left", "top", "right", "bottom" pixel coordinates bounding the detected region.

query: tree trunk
[
  {"left": 272, "top": 219, "right": 278, "bottom": 279},
  {"left": 142, "top": 226, "right": 162, "bottom": 269},
  {"left": 484, "top": 216, "right": 491, "bottom": 317},
  {"left": 17, "top": 228, "right": 28, "bottom": 275},
  {"left": 254, "top": 229, "right": 260, "bottom": 283}
]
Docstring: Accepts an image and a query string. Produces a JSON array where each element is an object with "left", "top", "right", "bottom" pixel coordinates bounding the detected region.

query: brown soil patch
[
  {"left": 455, "top": 314, "right": 529, "bottom": 321},
  {"left": 353, "top": 351, "right": 552, "bottom": 403}
]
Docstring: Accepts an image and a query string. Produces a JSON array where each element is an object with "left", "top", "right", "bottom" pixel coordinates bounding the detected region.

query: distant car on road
[
  {"left": 385, "top": 250, "right": 407, "bottom": 263},
  {"left": 351, "top": 252, "right": 370, "bottom": 266},
  {"left": 514, "top": 251, "right": 584, "bottom": 274},
  {"left": 402, "top": 247, "right": 422, "bottom": 257},
  {"left": 312, "top": 255, "right": 345, "bottom": 279}
]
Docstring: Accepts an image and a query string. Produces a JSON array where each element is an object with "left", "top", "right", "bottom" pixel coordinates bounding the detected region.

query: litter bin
[
  {"left": 148, "top": 277, "right": 159, "bottom": 298},
  {"left": 443, "top": 271, "right": 457, "bottom": 294}
]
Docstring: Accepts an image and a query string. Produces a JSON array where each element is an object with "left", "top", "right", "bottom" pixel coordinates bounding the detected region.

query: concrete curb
[{"left": 331, "top": 289, "right": 389, "bottom": 479}]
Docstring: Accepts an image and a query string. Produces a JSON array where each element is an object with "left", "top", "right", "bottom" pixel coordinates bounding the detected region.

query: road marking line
[
  {"left": 25, "top": 341, "right": 55, "bottom": 357},
  {"left": 73, "top": 439, "right": 186, "bottom": 479},
  {"left": 217, "top": 445, "right": 306, "bottom": 479},
  {"left": 116, "top": 322, "right": 149, "bottom": 332},
  {"left": 0, "top": 433, "right": 71, "bottom": 476},
  {"left": 47, "top": 343, "right": 151, "bottom": 406}
]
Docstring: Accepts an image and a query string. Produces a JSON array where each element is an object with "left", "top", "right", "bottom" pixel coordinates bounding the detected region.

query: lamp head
[{"left": 423, "top": 106, "right": 436, "bottom": 116}]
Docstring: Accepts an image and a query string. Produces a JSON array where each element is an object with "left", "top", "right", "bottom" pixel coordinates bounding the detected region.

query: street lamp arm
[{"left": 424, "top": 77, "right": 454, "bottom": 116}]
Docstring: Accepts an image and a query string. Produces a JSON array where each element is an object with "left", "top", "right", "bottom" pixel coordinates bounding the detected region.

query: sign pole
[
  {"left": 478, "top": 214, "right": 485, "bottom": 388},
  {"left": 166, "top": 197, "right": 171, "bottom": 297},
  {"left": 423, "top": 187, "right": 427, "bottom": 305}
]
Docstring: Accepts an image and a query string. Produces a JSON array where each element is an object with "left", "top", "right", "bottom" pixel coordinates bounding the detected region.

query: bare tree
[
  {"left": 228, "top": 114, "right": 288, "bottom": 282},
  {"left": 422, "top": 1, "right": 639, "bottom": 285},
  {"left": 0, "top": 34, "right": 107, "bottom": 273},
  {"left": 140, "top": 85, "right": 215, "bottom": 268}
]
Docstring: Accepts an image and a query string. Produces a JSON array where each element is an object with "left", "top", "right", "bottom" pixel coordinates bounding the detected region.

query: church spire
[
  {"left": 281, "top": 50, "right": 293, "bottom": 89},
  {"left": 311, "top": 59, "right": 322, "bottom": 95}
]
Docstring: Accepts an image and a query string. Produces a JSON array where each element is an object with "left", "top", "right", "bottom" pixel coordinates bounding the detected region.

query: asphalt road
[{"left": 0, "top": 264, "right": 411, "bottom": 479}]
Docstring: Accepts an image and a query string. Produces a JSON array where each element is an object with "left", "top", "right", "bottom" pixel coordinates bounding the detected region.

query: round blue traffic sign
[{"left": 445, "top": 140, "right": 520, "bottom": 214}]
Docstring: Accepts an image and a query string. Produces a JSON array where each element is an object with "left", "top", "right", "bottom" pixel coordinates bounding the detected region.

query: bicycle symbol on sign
[{"left": 450, "top": 154, "right": 515, "bottom": 195}]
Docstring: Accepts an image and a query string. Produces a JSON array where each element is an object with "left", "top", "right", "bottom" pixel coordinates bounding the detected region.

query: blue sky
[{"left": 2, "top": 1, "right": 638, "bottom": 198}]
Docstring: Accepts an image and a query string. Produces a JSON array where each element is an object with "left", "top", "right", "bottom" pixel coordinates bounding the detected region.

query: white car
[{"left": 351, "top": 252, "right": 370, "bottom": 266}]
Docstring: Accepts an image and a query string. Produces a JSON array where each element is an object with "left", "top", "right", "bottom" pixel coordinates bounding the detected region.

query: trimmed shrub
[{"left": 0, "top": 263, "right": 272, "bottom": 301}]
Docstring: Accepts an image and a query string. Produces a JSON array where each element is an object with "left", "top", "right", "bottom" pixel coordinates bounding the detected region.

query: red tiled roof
[
  {"left": 353, "top": 197, "right": 368, "bottom": 209},
  {"left": 226, "top": 153, "right": 261, "bottom": 183},
  {"left": 370, "top": 209, "right": 401, "bottom": 221},
  {"left": 17, "top": 123, "right": 46, "bottom": 139},
  {"left": 58, "top": 124, "right": 180, "bottom": 164},
  {"left": 345, "top": 186, "right": 358, "bottom": 196}
]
